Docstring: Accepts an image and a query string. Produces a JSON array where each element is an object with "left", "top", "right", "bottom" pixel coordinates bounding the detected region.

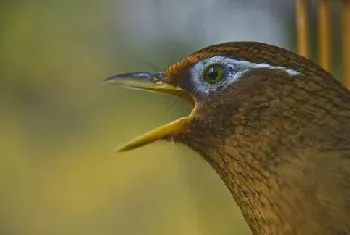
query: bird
[{"left": 104, "top": 41, "right": 350, "bottom": 235}]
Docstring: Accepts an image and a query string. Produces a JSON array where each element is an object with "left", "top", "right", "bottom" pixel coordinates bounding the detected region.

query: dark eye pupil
[{"left": 207, "top": 67, "right": 218, "bottom": 80}]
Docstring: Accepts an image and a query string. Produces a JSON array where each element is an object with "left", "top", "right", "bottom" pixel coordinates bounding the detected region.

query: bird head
[
  {"left": 105, "top": 41, "right": 350, "bottom": 234},
  {"left": 104, "top": 41, "right": 341, "bottom": 153}
]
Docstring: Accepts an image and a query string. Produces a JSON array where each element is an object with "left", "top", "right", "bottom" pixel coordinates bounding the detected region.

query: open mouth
[{"left": 103, "top": 71, "right": 194, "bottom": 152}]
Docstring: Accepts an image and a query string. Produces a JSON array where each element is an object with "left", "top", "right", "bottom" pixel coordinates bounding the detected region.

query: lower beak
[{"left": 103, "top": 72, "right": 192, "bottom": 152}]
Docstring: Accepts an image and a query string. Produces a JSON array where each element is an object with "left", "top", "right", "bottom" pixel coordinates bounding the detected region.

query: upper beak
[
  {"left": 103, "top": 72, "right": 193, "bottom": 152},
  {"left": 103, "top": 72, "right": 177, "bottom": 94}
]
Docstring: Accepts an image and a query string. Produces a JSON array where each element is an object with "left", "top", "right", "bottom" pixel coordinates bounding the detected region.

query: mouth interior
[{"left": 103, "top": 72, "right": 195, "bottom": 152}]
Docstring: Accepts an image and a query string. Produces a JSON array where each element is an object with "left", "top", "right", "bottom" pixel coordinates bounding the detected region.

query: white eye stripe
[
  {"left": 231, "top": 59, "right": 300, "bottom": 76},
  {"left": 189, "top": 56, "right": 300, "bottom": 95}
]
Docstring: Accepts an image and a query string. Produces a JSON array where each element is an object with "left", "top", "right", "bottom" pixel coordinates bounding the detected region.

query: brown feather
[{"left": 169, "top": 43, "right": 350, "bottom": 234}]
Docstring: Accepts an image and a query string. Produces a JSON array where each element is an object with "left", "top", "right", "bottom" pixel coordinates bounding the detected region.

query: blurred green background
[{"left": 0, "top": 1, "right": 344, "bottom": 235}]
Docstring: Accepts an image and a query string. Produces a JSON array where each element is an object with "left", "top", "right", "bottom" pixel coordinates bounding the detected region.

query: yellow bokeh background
[{"left": 1, "top": 1, "right": 252, "bottom": 234}]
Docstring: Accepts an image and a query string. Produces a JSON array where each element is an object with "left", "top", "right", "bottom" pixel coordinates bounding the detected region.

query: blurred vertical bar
[
  {"left": 318, "top": 0, "right": 332, "bottom": 72},
  {"left": 342, "top": 0, "right": 350, "bottom": 89},
  {"left": 296, "top": 0, "right": 310, "bottom": 57}
]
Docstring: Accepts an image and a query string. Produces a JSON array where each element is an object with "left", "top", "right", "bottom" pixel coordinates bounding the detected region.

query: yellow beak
[{"left": 103, "top": 72, "right": 192, "bottom": 152}]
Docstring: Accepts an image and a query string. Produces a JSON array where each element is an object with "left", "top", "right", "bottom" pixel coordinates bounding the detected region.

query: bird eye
[{"left": 202, "top": 64, "right": 226, "bottom": 85}]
